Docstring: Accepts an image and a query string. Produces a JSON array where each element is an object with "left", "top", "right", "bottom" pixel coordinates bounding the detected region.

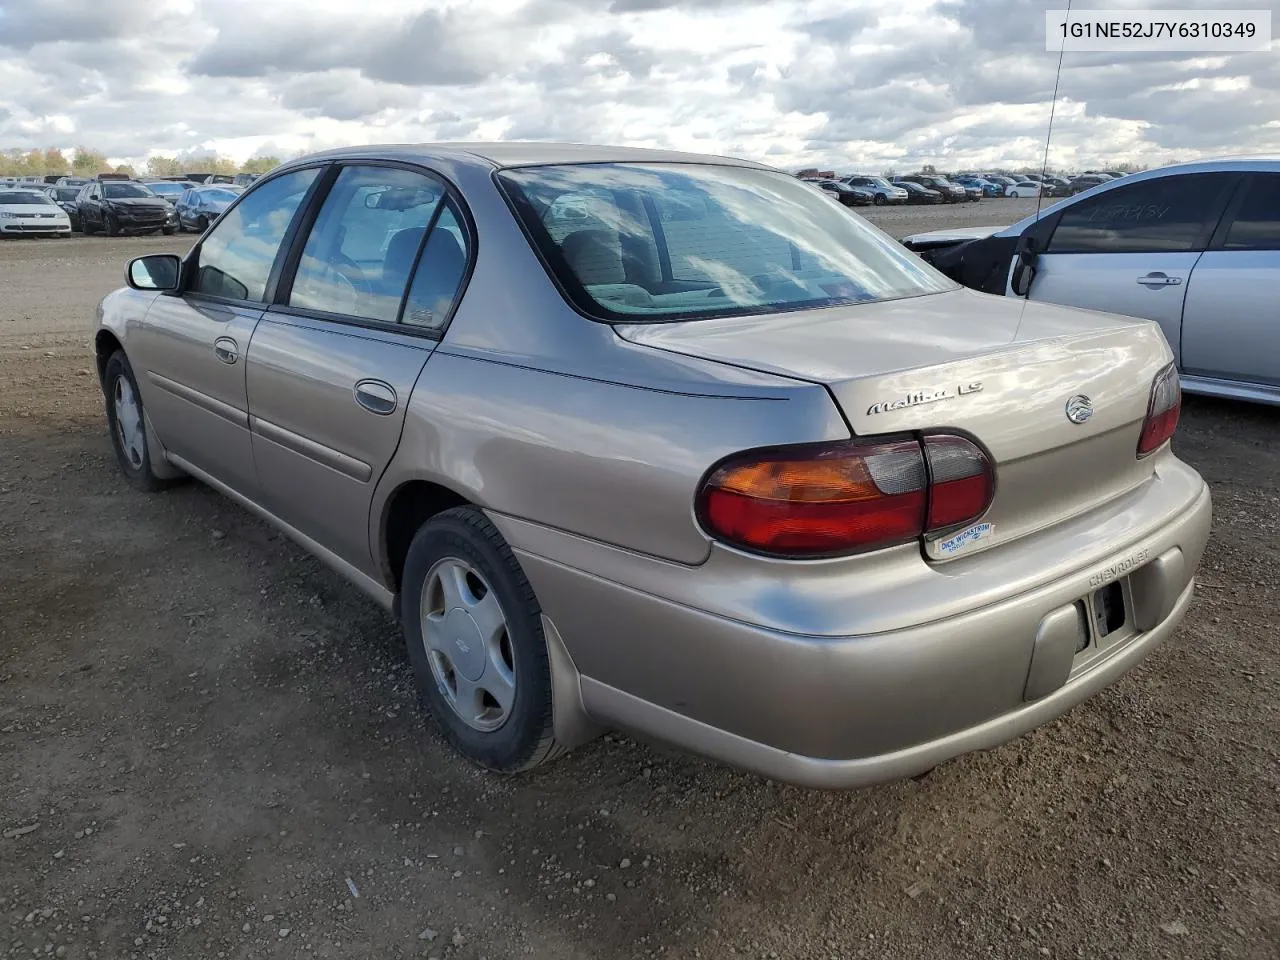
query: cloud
[{"left": 0, "top": 0, "right": 1275, "bottom": 173}]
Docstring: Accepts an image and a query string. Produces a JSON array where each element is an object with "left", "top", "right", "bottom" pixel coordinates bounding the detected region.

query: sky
[{"left": 0, "top": 0, "right": 1277, "bottom": 174}]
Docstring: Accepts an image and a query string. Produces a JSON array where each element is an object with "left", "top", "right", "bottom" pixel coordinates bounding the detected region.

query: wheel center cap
[{"left": 443, "top": 608, "right": 485, "bottom": 681}]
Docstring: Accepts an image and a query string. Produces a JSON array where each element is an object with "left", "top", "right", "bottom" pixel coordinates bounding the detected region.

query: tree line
[{"left": 0, "top": 147, "right": 282, "bottom": 179}]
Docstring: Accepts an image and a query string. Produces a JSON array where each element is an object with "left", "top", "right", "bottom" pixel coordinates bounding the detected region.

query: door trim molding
[
  {"left": 167, "top": 453, "right": 394, "bottom": 611},
  {"left": 250, "top": 414, "right": 373, "bottom": 483},
  {"left": 146, "top": 371, "right": 249, "bottom": 428}
]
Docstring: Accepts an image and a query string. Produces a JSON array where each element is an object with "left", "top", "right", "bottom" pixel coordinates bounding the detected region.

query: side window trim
[
  {"left": 392, "top": 193, "right": 449, "bottom": 325},
  {"left": 269, "top": 158, "right": 477, "bottom": 339},
  {"left": 179, "top": 163, "right": 332, "bottom": 308},
  {"left": 1208, "top": 173, "right": 1277, "bottom": 251}
]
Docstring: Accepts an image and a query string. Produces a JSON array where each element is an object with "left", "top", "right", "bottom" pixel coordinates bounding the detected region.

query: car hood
[
  {"left": 0, "top": 203, "right": 66, "bottom": 215},
  {"left": 901, "top": 225, "right": 1007, "bottom": 246},
  {"left": 105, "top": 197, "right": 168, "bottom": 208}
]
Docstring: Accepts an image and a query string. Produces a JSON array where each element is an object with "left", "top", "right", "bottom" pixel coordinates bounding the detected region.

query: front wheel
[
  {"left": 874, "top": 193, "right": 886, "bottom": 205},
  {"left": 197, "top": 215, "right": 209, "bottom": 233},
  {"left": 103, "top": 351, "right": 176, "bottom": 493},
  {"left": 104, "top": 213, "right": 120, "bottom": 236},
  {"left": 162, "top": 226, "right": 175, "bottom": 235},
  {"left": 401, "top": 506, "right": 563, "bottom": 774}
]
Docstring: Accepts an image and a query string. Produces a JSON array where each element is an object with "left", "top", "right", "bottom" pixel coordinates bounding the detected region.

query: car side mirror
[
  {"left": 1011, "top": 235, "right": 1039, "bottom": 297},
  {"left": 127, "top": 254, "right": 182, "bottom": 292}
]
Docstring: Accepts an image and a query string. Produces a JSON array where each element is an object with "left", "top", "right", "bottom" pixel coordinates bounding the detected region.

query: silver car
[
  {"left": 903, "top": 157, "right": 1280, "bottom": 406},
  {"left": 95, "top": 143, "right": 1211, "bottom": 788}
]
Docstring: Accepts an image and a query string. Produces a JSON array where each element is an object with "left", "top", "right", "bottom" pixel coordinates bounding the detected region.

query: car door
[
  {"left": 245, "top": 163, "right": 471, "bottom": 573},
  {"left": 127, "top": 167, "right": 323, "bottom": 495},
  {"left": 1018, "top": 172, "right": 1239, "bottom": 364},
  {"left": 1180, "top": 173, "right": 1280, "bottom": 387},
  {"left": 80, "top": 183, "right": 100, "bottom": 228}
]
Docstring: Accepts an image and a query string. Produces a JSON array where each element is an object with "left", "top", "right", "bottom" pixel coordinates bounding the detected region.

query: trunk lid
[{"left": 616, "top": 288, "right": 1172, "bottom": 561}]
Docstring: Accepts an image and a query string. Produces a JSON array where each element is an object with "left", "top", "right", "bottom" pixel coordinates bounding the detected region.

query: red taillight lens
[
  {"left": 698, "top": 438, "right": 927, "bottom": 557},
  {"left": 1138, "top": 362, "right": 1180, "bottom": 457},
  {"left": 697, "top": 434, "right": 996, "bottom": 558},
  {"left": 923, "top": 434, "right": 995, "bottom": 529}
]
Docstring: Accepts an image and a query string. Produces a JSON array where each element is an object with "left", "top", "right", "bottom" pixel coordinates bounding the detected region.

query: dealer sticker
[{"left": 936, "top": 522, "right": 994, "bottom": 556}]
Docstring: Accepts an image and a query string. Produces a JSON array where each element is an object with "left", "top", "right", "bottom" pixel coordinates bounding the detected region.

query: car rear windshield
[
  {"left": 103, "top": 183, "right": 155, "bottom": 198},
  {"left": 0, "top": 191, "right": 52, "bottom": 205},
  {"left": 54, "top": 187, "right": 79, "bottom": 201},
  {"left": 498, "top": 163, "right": 954, "bottom": 323}
]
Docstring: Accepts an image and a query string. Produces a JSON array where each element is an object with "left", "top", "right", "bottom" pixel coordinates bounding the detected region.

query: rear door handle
[
  {"left": 354, "top": 379, "right": 398, "bottom": 416},
  {"left": 1137, "top": 272, "right": 1183, "bottom": 288},
  {"left": 213, "top": 337, "right": 238, "bottom": 364}
]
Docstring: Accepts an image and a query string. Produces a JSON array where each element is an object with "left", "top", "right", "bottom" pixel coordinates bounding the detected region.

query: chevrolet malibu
[{"left": 94, "top": 143, "right": 1211, "bottom": 787}]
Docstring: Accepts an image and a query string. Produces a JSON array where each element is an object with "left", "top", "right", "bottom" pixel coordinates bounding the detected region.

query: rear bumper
[{"left": 494, "top": 456, "right": 1211, "bottom": 788}]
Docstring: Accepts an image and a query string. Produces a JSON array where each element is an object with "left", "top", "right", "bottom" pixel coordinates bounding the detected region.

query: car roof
[{"left": 281, "top": 141, "right": 773, "bottom": 172}]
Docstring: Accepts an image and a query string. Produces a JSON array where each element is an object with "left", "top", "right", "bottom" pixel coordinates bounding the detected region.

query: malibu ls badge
[{"left": 867, "top": 381, "right": 983, "bottom": 416}]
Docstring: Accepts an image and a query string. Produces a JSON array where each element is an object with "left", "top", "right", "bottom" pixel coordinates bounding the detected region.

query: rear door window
[
  {"left": 1048, "top": 174, "right": 1235, "bottom": 254},
  {"left": 1221, "top": 174, "right": 1280, "bottom": 251}
]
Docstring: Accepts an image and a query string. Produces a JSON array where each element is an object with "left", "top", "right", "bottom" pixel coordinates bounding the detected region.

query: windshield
[
  {"left": 54, "top": 187, "right": 79, "bottom": 201},
  {"left": 499, "top": 163, "right": 954, "bottom": 323},
  {"left": 104, "top": 183, "right": 156, "bottom": 199},
  {"left": 0, "top": 191, "right": 53, "bottom": 205},
  {"left": 144, "top": 182, "right": 186, "bottom": 197}
]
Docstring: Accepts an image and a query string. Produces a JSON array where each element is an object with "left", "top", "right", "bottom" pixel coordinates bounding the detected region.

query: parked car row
[
  {"left": 0, "top": 176, "right": 246, "bottom": 238},
  {"left": 797, "top": 168, "right": 1134, "bottom": 203}
]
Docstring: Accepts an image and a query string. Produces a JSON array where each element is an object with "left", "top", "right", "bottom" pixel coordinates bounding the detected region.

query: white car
[
  {"left": 1006, "top": 181, "right": 1042, "bottom": 199},
  {"left": 0, "top": 187, "right": 72, "bottom": 237}
]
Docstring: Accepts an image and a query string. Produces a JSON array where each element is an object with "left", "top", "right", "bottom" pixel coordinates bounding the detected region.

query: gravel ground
[{"left": 1, "top": 203, "right": 1278, "bottom": 960}]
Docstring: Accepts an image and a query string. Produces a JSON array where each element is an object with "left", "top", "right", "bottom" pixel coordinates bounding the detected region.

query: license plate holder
[{"left": 1090, "top": 580, "right": 1128, "bottom": 641}]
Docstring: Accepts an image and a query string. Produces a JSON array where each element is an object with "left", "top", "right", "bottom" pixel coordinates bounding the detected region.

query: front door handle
[
  {"left": 1137, "top": 272, "right": 1183, "bottom": 288},
  {"left": 213, "top": 337, "right": 239, "bottom": 364},
  {"left": 354, "top": 379, "right": 398, "bottom": 416}
]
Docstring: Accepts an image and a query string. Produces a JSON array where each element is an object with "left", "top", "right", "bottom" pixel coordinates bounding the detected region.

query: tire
[
  {"left": 162, "top": 226, "right": 175, "bottom": 235},
  {"left": 82, "top": 216, "right": 97, "bottom": 236},
  {"left": 104, "top": 213, "right": 120, "bottom": 237},
  {"left": 874, "top": 193, "right": 886, "bottom": 205},
  {"left": 103, "top": 351, "right": 176, "bottom": 493},
  {"left": 197, "top": 215, "right": 209, "bottom": 232},
  {"left": 401, "top": 506, "right": 562, "bottom": 774}
]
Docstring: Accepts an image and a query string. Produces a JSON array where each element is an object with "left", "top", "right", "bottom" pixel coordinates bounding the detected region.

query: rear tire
[
  {"left": 103, "top": 351, "right": 178, "bottom": 493},
  {"left": 401, "top": 506, "right": 563, "bottom": 774},
  {"left": 82, "top": 217, "right": 97, "bottom": 236}
]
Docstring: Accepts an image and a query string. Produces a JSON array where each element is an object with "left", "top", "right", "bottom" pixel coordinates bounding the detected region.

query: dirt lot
[{"left": 2, "top": 203, "right": 1278, "bottom": 960}]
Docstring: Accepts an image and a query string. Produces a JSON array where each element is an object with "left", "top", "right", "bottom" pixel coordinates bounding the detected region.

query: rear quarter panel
[{"left": 373, "top": 334, "right": 849, "bottom": 569}]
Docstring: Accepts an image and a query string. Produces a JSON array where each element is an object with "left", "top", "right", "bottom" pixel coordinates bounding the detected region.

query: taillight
[
  {"left": 697, "top": 434, "right": 994, "bottom": 558},
  {"left": 923, "top": 434, "right": 995, "bottom": 528},
  {"left": 1138, "top": 362, "right": 1180, "bottom": 457}
]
